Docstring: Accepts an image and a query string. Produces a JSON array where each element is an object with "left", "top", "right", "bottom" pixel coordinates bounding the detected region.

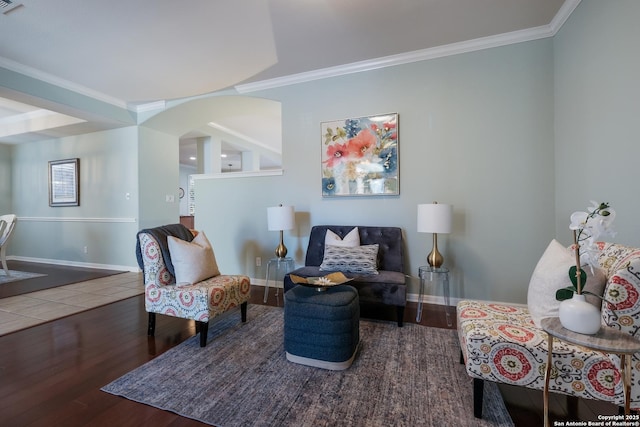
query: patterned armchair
[
  {"left": 458, "top": 242, "right": 640, "bottom": 418},
  {"left": 137, "top": 225, "right": 251, "bottom": 347}
]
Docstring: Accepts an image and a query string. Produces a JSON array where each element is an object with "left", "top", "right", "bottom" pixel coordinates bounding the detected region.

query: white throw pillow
[
  {"left": 527, "top": 239, "right": 606, "bottom": 328},
  {"left": 325, "top": 227, "right": 360, "bottom": 247},
  {"left": 167, "top": 232, "right": 220, "bottom": 286}
]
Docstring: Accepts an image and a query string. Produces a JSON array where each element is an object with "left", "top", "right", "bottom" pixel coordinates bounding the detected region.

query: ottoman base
[{"left": 286, "top": 343, "right": 359, "bottom": 370}]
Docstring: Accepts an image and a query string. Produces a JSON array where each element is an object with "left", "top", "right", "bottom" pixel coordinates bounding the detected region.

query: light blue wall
[
  {"left": 195, "top": 39, "right": 556, "bottom": 304},
  {"left": 9, "top": 127, "right": 141, "bottom": 269},
  {"left": 0, "top": 144, "right": 11, "bottom": 214},
  {"left": 554, "top": 0, "right": 640, "bottom": 249},
  {"left": 137, "top": 126, "right": 180, "bottom": 230}
]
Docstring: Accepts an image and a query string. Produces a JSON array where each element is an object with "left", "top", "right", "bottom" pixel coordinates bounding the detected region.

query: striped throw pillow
[{"left": 319, "top": 244, "right": 379, "bottom": 275}]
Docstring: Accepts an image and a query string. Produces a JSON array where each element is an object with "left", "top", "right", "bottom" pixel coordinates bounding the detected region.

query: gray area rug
[
  {"left": 102, "top": 305, "right": 513, "bottom": 426},
  {"left": 0, "top": 270, "right": 46, "bottom": 285}
]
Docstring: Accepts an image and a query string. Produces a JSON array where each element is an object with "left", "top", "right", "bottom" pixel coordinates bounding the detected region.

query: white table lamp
[
  {"left": 417, "top": 202, "right": 452, "bottom": 268},
  {"left": 267, "top": 204, "right": 295, "bottom": 258}
]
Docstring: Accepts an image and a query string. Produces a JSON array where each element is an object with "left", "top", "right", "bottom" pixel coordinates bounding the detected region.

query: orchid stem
[{"left": 573, "top": 229, "right": 582, "bottom": 294}]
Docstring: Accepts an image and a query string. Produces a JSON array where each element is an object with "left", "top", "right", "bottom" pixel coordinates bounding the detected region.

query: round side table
[
  {"left": 541, "top": 317, "right": 640, "bottom": 427},
  {"left": 417, "top": 266, "right": 451, "bottom": 326},
  {"left": 263, "top": 257, "right": 295, "bottom": 303}
]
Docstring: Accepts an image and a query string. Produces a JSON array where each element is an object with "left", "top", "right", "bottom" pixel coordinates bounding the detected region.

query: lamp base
[
  {"left": 427, "top": 233, "right": 444, "bottom": 268},
  {"left": 275, "top": 243, "right": 288, "bottom": 259},
  {"left": 275, "top": 230, "right": 288, "bottom": 258}
]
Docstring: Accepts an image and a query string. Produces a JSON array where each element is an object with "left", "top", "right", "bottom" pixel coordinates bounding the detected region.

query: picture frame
[
  {"left": 321, "top": 113, "right": 398, "bottom": 197},
  {"left": 49, "top": 158, "right": 80, "bottom": 207}
]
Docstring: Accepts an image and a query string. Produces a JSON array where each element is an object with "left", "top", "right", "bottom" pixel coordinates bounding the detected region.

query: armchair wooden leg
[
  {"left": 473, "top": 378, "right": 484, "bottom": 418},
  {"left": 396, "top": 306, "right": 405, "bottom": 327},
  {"left": 241, "top": 301, "right": 248, "bottom": 323},
  {"left": 147, "top": 312, "right": 156, "bottom": 336},
  {"left": 198, "top": 321, "right": 209, "bottom": 347}
]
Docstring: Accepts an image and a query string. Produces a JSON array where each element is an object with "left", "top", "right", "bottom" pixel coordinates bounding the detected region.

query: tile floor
[{"left": 0, "top": 272, "right": 143, "bottom": 336}]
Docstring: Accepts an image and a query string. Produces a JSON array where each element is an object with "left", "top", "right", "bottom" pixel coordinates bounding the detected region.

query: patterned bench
[{"left": 457, "top": 242, "right": 640, "bottom": 417}]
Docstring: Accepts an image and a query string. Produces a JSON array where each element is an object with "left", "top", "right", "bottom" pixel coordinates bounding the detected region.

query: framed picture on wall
[
  {"left": 321, "top": 113, "right": 398, "bottom": 197},
  {"left": 49, "top": 158, "right": 80, "bottom": 207}
]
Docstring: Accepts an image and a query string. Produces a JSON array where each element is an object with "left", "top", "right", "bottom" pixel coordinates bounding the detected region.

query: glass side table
[
  {"left": 417, "top": 266, "right": 451, "bottom": 326},
  {"left": 541, "top": 317, "right": 640, "bottom": 427},
  {"left": 263, "top": 257, "right": 295, "bottom": 303}
]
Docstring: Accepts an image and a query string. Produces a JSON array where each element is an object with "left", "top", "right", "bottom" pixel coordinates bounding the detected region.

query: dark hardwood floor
[{"left": 0, "top": 267, "right": 618, "bottom": 426}]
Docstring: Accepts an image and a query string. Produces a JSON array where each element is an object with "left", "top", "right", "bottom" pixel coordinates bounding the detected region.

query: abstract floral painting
[{"left": 321, "top": 113, "right": 398, "bottom": 197}]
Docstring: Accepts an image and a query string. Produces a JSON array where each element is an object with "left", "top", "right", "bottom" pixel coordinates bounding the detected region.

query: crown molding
[
  {"left": 236, "top": 0, "right": 581, "bottom": 94},
  {"left": 549, "top": 0, "right": 581, "bottom": 33},
  {"left": 135, "top": 100, "right": 166, "bottom": 113},
  {"left": 0, "top": 56, "right": 129, "bottom": 109}
]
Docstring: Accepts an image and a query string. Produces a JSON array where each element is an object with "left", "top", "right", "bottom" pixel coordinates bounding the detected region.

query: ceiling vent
[{"left": 1, "top": 1, "right": 23, "bottom": 15}]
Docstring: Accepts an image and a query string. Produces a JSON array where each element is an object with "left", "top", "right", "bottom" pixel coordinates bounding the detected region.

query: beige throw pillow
[
  {"left": 325, "top": 227, "right": 360, "bottom": 247},
  {"left": 527, "top": 239, "right": 606, "bottom": 328},
  {"left": 167, "top": 231, "right": 220, "bottom": 286}
]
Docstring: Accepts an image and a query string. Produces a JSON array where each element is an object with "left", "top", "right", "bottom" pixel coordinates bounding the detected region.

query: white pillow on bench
[
  {"left": 527, "top": 239, "right": 605, "bottom": 328},
  {"left": 325, "top": 227, "right": 360, "bottom": 247}
]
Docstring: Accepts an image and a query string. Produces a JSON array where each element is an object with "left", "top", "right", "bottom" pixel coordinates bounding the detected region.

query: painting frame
[
  {"left": 321, "top": 113, "right": 399, "bottom": 197},
  {"left": 49, "top": 158, "right": 80, "bottom": 207}
]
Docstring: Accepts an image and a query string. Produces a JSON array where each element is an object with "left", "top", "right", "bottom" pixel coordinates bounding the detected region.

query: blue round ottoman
[{"left": 284, "top": 284, "right": 360, "bottom": 370}]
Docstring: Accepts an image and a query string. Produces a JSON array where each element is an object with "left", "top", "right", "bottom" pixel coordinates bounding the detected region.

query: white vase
[{"left": 558, "top": 293, "right": 601, "bottom": 334}]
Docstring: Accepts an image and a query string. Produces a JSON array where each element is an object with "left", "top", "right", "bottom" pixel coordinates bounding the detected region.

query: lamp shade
[
  {"left": 267, "top": 205, "right": 295, "bottom": 231},
  {"left": 417, "top": 203, "right": 452, "bottom": 234}
]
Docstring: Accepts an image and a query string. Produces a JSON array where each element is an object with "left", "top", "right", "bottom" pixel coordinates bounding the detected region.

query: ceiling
[{"left": 0, "top": 0, "right": 576, "bottom": 165}]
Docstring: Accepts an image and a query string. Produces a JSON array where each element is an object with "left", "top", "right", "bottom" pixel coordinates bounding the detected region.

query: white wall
[
  {"left": 554, "top": 0, "right": 640, "bottom": 249},
  {"left": 195, "top": 39, "right": 556, "bottom": 304}
]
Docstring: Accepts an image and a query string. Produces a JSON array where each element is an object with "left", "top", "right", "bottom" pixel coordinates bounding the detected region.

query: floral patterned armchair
[
  {"left": 457, "top": 242, "right": 640, "bottom": 418},
  {"left": 137, "top": 225, "right": 251, "bottom": 347}
]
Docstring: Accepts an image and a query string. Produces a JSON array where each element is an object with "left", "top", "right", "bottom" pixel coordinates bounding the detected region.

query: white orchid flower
[
  {"left": 570, "top": 211, "right": 589, "bottom": 230},
  {"left": 600, "top": 208, "right": 616, "bottom": 233},
  {"left": 570, "top": 202, "right": 615, "bottom": 271},
  {"left": 561, "top": 201, "right": 615, "bottom": 298},
  {"left": 590, "top": 218, "right": 615, "bottom": 241},
  {"left": 579, "top": 243, "right": 600, "bottom": 271}
]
